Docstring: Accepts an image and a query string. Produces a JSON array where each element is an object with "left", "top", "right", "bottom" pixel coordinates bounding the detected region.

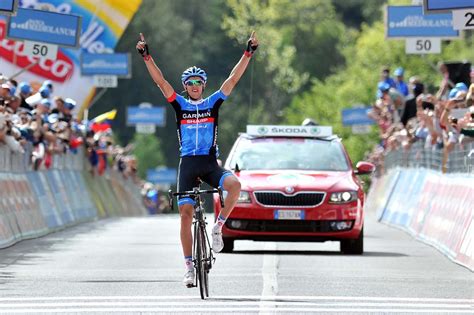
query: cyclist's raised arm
[
  {"left": 220, "top": 31, "right": 259, "bottom": 97},
  {"left": 136, "top": 33, "right": 174, "bottom": 99}
]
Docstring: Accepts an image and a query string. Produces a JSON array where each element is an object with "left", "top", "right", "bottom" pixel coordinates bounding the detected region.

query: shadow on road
[
  {"left": 210, "top": 297, "right": 312, "bottom": 303},
  {"left": 0, "top": 218, "right": 118, "bottom": 267},
  {"left": 78, "top": 279, "right": 179, "bottom": 283}
]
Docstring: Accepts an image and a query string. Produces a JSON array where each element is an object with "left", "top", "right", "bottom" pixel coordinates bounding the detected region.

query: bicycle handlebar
[{"left": 168, "top": 187, "right": 225, "bottom": 211}]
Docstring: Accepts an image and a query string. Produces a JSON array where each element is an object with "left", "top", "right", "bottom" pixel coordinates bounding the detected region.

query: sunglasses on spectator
[{"left": 185, "top": 79, "right": 204, "bottom": 86}]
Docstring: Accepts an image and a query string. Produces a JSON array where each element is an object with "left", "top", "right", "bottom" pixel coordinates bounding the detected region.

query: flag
[
  {"left": 91, "top": 122, "right": 112, "bottom": 133},
  {"left": 91, "top": 109, "right": 117, "bottom": 123},
  {"left": 90, "top": 109, "right": 117, "bottom": 133}
]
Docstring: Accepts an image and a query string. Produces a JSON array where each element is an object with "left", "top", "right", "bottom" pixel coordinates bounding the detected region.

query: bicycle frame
[{"left": 169, "top": 185, "right": 225, "bottom": 299}]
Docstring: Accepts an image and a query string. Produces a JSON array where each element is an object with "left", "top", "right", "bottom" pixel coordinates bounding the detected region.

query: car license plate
[{"left": 274, "top": 210, "right": 304, "bottom": 220}]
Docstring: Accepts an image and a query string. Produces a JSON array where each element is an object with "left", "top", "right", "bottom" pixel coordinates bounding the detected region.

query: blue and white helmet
[{"left": 181, "top": 66, "right": 207, "bottom": 84}]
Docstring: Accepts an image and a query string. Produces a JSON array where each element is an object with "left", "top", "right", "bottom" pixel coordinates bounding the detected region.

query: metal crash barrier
[
  {"left": 366, "top": 141, "right": 474, "bottom": 271},
  {"left": 384, "top": 141, "right": 474, "bottom": 174},
  {"left": 0, "top": 145, "right": 146, "bottom": 249}
]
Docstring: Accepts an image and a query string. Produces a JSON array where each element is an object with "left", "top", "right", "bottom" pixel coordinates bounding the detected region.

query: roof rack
[{"left": 244, "top": 125, "right": 336, "bottom": 139}]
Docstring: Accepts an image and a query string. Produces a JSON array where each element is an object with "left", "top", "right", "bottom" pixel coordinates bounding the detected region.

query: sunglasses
[{"left": 185, "top": 79, "right": 204, "bottom": 86}]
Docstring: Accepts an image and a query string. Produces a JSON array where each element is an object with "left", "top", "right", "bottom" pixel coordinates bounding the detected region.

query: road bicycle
[{"left": 169, "top": 185, "right": 225, "bottom": 299}]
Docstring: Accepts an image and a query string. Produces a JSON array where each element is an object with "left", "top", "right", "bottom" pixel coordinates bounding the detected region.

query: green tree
[
  {"left": 131, "top": 133, "right": 166, "bottom": 179},
  {"left": 217, "top": 0, "right": 356, "bottom": 153},
  {"left": 332, "top": 0, "right": 386, "bottom": 29},
  {"left": 223, "top": 0, "right": 348, "bottom": 91}
]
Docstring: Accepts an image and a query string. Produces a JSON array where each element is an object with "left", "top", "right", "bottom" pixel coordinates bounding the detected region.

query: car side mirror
[{"left": 355, "top": 161, "right": 375, "bottom": 175}]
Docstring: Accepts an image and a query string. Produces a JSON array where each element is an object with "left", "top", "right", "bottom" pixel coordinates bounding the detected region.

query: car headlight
[
  {"left": 237, "top": 191, "right": 251, "bottom": 203},
  {"left": 329, "top": 191, "right": 357, "bottom": 203}
]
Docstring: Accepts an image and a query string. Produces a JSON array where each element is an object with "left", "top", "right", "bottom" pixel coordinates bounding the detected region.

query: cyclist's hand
[
  {"left": 246, "top": 31, "right": 259, "bottom": 54},
  {"left": 136, "top": 33, "right": 149, "bottom": 57}
]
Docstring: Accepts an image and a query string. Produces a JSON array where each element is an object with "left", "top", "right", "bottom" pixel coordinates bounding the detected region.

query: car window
[{"left": 227, "top": 137, "right": 350, "bottom": 171}]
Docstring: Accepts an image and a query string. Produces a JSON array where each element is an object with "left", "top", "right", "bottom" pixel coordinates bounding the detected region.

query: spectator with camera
[
  {"left": 0, "top": 103, "right": 24, "bottom": 154},
  {"left": 368, "top": 61, "right": 473, "bottom": 174},
  {"left": 401, "top": 82, "right": 424, "bottom": 126},
  {"left": 19, "top": 82, "right": 33, "bottom": 110}
]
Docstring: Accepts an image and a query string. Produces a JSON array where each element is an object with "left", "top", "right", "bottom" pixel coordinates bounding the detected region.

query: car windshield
[{"left": 227, "top": 137, "right": 350, "bottom": 171}]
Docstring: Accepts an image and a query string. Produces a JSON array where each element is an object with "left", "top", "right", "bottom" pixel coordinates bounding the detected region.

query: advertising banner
[
  {"left": 386, "top": 5, "right": 459, "bottom": 38},
  {"left": 374, "top": 168, "right": 474, "bottom": 270},
  {"left": 423, "top": 0, "right": 474, "bottom": 13},
  {"left": 127, "top": 106, "right": 166, "bottom": 126},
  {"left": 7, "top": 8, "right": 81, "bottom": 47},
  {"left": 26, "top": 172, "right": 63, "bottom": 229},
  {"left": 341, "top": 107, "right": 374, "bottom": 126},
  {"left": 381, "top": 169, "right": 426, "bottom": 228},
  {"left": 81, "top": 52, "right": 131, "bottom": 77},
  {"left": 147, "top": 168, "right": 177, "bottom": 184},
  {"left": 0, "top": 0, "right": 142, "bottom": 114},
  {"left": 0, "top": 0, "right": 18, "bottom": 15}
]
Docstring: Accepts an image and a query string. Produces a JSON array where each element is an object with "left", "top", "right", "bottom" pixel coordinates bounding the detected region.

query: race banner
[
  {"left": 7, "top": 8, "right": 81, "bottom": 47},
  {"left": 386, "top": 5, "right": 459, "bottom": 39},
  {"left": 0, "top": 0, "right": 19, "bottom": 15},
  {"left": 423, "top": 0, "right": 474, "bottom": 13},
  {"left": 81, "top": 52, "right": 131, "bottom": 77},
  {"left": 0, "top": 0, "right": 142, "bottom": 116}
]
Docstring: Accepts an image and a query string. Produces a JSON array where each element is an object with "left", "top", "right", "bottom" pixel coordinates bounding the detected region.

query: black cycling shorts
[{"left": 177, "top": 155, "right": 233, "bottom": 207}]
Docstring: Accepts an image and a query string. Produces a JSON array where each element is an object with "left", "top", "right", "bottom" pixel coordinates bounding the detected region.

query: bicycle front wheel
[{"left": 197, "top": 224, "right": 209, "bottom": 299}]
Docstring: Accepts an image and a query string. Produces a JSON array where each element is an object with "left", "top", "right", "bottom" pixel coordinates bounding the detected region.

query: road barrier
[
  {"left": 366, "top": 167, "right": 473, "bottom": 271},
  {"left": 0, "top": 145, "right": 146, "bottom": 249}
]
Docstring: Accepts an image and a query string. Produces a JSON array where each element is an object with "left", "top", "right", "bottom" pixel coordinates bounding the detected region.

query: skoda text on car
[{"left": 214, "top": 125, "right": 375, "bottom": 254}]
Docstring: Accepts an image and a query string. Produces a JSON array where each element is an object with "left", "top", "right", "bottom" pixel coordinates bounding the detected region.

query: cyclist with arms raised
[{"left": 136, "top": 31, "right": 259, "bottom": 287}]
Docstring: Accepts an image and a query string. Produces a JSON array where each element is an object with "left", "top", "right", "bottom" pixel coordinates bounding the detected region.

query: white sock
[
  {"left": 214, "top": 214, "right": 226, "bottom": 232},
  {"left": 184, "top": 256, "right": 193, "bottom": 271}
]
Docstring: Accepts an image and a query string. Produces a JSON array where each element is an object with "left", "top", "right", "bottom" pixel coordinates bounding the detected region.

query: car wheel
[
  {"left": 340, "top": 227, "right": 363, "bottom": 255},
  {"left": 221, "top": 238, "right": 234, "bottom": 253}
]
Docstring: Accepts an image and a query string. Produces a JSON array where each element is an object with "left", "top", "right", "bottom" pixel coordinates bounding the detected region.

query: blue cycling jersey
[{"left": 167, "top": 90, "right": 227, "bottom": 157}]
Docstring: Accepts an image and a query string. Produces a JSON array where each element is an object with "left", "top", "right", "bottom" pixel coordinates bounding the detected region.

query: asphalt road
[{"left": 0, "top": 211, "right": 472, "bottom": 314}]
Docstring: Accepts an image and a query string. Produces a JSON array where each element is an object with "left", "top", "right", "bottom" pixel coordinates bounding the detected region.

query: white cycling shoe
[
  {"left": 183, "top": 270, "right": 195, "bottom": 287},
  {"left": 212, "top": 225, "right": 224, "bottom": 253}
]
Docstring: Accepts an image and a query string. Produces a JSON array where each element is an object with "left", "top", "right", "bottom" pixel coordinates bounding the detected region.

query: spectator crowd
[
  {"left": 0, "top": 74, "right": 139, "bottom": 178},
  {"left": 0, "top": 73, "right": 168, "bottom": 213},
  {"left": 366, "top": 63, "right": 474, "bottom": 173}
]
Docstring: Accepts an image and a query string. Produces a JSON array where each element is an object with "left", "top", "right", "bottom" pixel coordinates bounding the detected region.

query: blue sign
[
  {"left": 81, "top": 53, "right": 131, "bottom": 77},
  {"left": 424, "top": 0, "right": 474, "bottom": 13},
  {"left": 386, "top": 6, "right": 459, "bottom": 38},
  {"left": 0, "top": 0, "right": 17, "bottom": 14},
  {"left": 127, "top": 106, "right": 166, "bottom": 126},
  {"left": 342, "top": 108, "right": 374, "bottom": 126},
  {"left": 7, "top": 8, "right": 81, "bottom": 47},
  {"left": 147, "top": 168, "right": 177, "bottom": 185}
]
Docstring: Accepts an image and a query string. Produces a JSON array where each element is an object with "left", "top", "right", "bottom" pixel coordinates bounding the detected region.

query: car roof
[{"left": 237, "top": 133, "right": 341, "bottom": 142}]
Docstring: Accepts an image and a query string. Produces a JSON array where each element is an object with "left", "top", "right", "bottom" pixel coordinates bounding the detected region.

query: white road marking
[
  {"left": 0, "top": 307, "right": 472, "bottom": 313},
  {"left": 0, "top": 296, "right": 471, "bottom": 314},
  {"left": 0, "top": 301, "right": 471, "bottom": 308},
  {"left": 0, "top": 296, "right": 471, "bottom": 303},
  {"left": 259, "top": 242, "right": 279, "bottom": 314}
]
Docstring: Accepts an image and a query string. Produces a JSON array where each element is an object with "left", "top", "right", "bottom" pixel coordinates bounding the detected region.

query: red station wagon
[{"left": 214, "top": 125, "right": 375, "bottom": 254}]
